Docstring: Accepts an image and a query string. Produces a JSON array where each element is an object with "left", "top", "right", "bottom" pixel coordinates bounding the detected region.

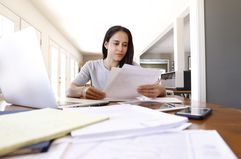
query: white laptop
[{"left": 0, "top": 27, "right": 108, "bottom": 109}]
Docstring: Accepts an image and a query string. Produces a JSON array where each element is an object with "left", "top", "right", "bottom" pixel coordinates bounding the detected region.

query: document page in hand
[{"left": 104, "top": 64, "right": 161, "bottom": 99}]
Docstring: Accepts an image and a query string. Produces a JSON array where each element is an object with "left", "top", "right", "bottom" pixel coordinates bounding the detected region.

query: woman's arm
[
  {"left": 66, "top": 83, "right": 106, "bottom": 100},
  {"left": 66, "top": 83, "right": 86, "bottom": 98}
]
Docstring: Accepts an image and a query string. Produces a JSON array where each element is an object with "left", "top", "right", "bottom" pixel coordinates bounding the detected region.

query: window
[
  {"left": 0, "top": 3, "right": 20, "bottom": 32},
  {"left": 20, "top": 19, "right": 41, "bottom": 46},
  {"left": 50, "top": 44, "right": 59, "bottom": 97},
  {"left": 0, "top": 15, "right": 14, "bottom": 37},
  {"left": 49, "top": 40, "right": 79, "bottom": 98},
  {"left": 0, "top": 4, "right": 20, "bottom": 94},
  {"left": 68, "top": 56, "right": 79, "bottom": 86},
  {"left": 74, "top": 60, "right": 79, "bottom": 77},
  {"left": 60, "top": 49, "right": 67, "bottom": 98},
  {"left": 70, "top": 58, "right": 76, "bottom": 82}
]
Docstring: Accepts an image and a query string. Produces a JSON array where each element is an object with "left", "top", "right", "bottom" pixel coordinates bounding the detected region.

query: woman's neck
[{"left": 103, "top": 59, "right": 119, "bottom": 70}]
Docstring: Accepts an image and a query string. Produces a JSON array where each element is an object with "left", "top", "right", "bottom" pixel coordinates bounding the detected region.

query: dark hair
[{"left": 102, "top": 25, "right": 134, "bottom": 67}]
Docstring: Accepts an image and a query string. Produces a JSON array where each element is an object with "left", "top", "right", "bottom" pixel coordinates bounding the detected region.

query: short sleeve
[{"left": 72, "top": 61, "right": 91, "bottom": 85}]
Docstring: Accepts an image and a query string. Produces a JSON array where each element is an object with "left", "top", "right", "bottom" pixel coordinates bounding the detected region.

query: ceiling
[
  {"left": 144, "top": 15, "right": 190, "bottom": 55},
  {"left": 30, "top": 0, "right": 189, "bottom": 57}
]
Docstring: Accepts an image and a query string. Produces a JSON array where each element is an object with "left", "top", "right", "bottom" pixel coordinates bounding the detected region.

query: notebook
[
  {"left": 0, "top": 108, "right": 109, "bottom": 156},
  {"left": 0, "top": 27, "right": 108, "bottom": 109}
]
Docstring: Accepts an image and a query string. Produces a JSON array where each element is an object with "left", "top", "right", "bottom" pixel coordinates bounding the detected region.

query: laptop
[{"left": 0, "top": 27, "right": 108, "bottom": 109}]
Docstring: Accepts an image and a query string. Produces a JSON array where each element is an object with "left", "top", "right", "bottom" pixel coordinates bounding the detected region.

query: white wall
[{"left": 205, "top": 0, "right": 241, "bottom": 108}]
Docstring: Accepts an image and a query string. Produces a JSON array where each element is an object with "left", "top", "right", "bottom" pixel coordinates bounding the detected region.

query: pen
[
  {"left": 155, "top": 76, "right": 161, "bottom": 85},
  {"left": 166, "top": 103, "right": 175, "bottom": 107}
]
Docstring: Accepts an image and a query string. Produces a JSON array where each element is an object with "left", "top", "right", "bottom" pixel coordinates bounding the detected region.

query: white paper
[
  {"left": 55, "top": 130, "right": 237, "bottom": 159},
  {"left": 4, "top": 130, "right": 237, "bottom": 159},
  {"left": 53, "top": 123, "right": 191, "bottom": 144},
  {"left": 67, "top": 105, "right": 188, "bottom": 140},
  {"left": 137, "top": 96, "right": 183, "bottom": 103},
  {"left": 104, "top": 64, "right": 161, "bottom": 99}
]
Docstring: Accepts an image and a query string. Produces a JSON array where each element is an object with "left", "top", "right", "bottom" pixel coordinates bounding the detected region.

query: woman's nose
[{"left": 117, "top": 44, "right": 123, "bottom": 51}]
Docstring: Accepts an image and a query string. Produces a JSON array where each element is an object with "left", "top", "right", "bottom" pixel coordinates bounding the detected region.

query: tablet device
[{"left": 121, "top": 100, "right": 189, "bottom": 112}]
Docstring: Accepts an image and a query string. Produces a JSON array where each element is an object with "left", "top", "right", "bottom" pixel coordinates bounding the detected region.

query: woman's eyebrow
[{"left": 111, "top": 39, "right": 128, "bottom": 44}]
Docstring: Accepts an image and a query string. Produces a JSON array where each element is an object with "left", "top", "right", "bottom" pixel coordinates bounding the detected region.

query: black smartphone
[{"left": 175, "top": 107, "right": 212, "bottom": 120}]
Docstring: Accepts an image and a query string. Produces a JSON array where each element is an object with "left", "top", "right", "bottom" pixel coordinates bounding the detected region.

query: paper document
[
  {"left": 3, "top": 130, "right": 237, "bottom": 159},
  {"left": 0, "top": 108, "right": 108, "bottom": 156},
  {"left": 137, "top": 96, "right": 183, "bottom": 103},
  {"left": 52, "top": 130, "right": 237, "bottom": 159},
  {"left": 68, "top": 105, "right": 189, "bottom": 141},
  {"left": 104, "top": 64, "right": 161, "bottom": 99},
  {"left": 55, "top": 122, "right": 191, "bottom": 144}
]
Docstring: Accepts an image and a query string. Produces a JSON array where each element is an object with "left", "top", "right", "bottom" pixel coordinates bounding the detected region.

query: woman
[{"left": 66, "top": 25, "right": 166, "bottom": 99}]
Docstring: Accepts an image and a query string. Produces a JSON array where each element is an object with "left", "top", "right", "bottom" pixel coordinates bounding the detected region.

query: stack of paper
[
  {"left": 0, "top": 108, "right": 108, "bottom": 156},
  {"left": 62, "top": 104, "right": 190, "bottom": 142},
  {"left": 52, "top": 130, "right": 237, "bottom": 159},
  {"left": 2, "top": 106, "right": 237, "bottom": 159},
  {"left": 104, "top": 64, "right": 161, "bottom": 99}
]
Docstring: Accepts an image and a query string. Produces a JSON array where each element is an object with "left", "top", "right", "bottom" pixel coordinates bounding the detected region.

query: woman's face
[{"left": 104, "top": 31, "right": 128, "bottom": 62}]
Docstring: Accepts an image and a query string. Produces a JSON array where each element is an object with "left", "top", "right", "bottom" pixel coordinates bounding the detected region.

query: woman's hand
[
  {"left": 66, "top": 83, "right": 105, "bottom": 100},
  {"left": 137, "top": 84, "right": 166, "bottom": 98},
  {"left": 84, "top": 86, "right": 106, "bottom": 100}
]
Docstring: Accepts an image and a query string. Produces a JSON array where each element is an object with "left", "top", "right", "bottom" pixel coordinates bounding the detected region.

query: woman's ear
[{"left": 104, "top": 41, "right": 108, "bottom": 49}]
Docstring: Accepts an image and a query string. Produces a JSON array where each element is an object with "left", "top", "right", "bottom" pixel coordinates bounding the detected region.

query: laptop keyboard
[{"left": 57, "top": 101, "right": 81, "bottom": 107}]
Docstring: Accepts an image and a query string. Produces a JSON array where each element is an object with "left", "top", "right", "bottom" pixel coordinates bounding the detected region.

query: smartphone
[{"left": 175, "top": 107, "right": 212, "bottom": 120}]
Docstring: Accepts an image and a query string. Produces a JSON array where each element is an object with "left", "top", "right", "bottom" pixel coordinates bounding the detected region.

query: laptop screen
[{"left": 0, "top": 27, "right": 57, "bottom": 108}]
